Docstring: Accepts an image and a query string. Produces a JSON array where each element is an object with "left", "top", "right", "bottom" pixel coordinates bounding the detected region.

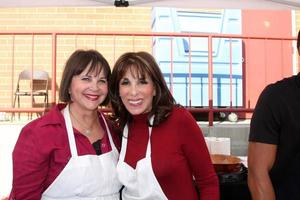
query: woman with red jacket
[
  {"left": 110, "top": 51, "right": 219, "bottom": 200},
  {"left": 10, "top": 49, "right": 122, "bottom": 200}
]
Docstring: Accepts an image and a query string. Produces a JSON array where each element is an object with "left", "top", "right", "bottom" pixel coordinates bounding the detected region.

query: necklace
[{"left": 69, "top": 106, "right": 98, "bottom": 136}]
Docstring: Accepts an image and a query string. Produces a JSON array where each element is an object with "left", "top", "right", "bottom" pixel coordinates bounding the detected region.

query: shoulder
[
  {"left": 264, "top": 74, "right": 299, "bottom": 95},
  {"left": 256, "top": 75, "right": 299, "bottom": 108},
  {"left": 164, "top": 106, "right": 203, "bottom": 140},
  {"left": 249, "top": 77, "right": 298, "bottom": 143},
  {"left": 24, "top": 104, "right": 65, "bottom": 130},
  {"left": 162, "top": 106, "right": 197, "bottom": 129},
  {"left": 169, "top": 106, "right": 194, "bottom": 121},
  {"left": 19, "top": 104, "right": 66, "bottom": 145}
]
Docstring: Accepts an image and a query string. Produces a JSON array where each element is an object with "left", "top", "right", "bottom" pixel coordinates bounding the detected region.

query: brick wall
[{"left": 0, "top": 7, "right": 152, "bottom": 109}]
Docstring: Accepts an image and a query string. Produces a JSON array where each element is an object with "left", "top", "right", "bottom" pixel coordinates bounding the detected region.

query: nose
[
  {"left": 90, "top": 79, "right": 100, "bottom": 90},
  {"left": 129, "top": 84, "right": 138, "bottom": 96}
]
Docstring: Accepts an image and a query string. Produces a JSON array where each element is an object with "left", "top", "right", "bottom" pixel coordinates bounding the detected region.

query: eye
[
  {"left": 120, "top": 79, "right": 129, "bottom": 85},
  {"left": 98, "top": 78, "right": 107, "bottom": 84},
  {"left": 81, "top": 75, "right": 91, "bottom": 81},
  {"left": 139, "top": 78, "right": 148, "bottom": 84}
]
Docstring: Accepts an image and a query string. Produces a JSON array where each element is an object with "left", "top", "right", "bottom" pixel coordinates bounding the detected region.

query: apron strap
[
  {"left": 119, "top": 124, "right": 129, "bottom": 162},
  {"left": 63, "top": 104, "right": 78, "bottom": 157},
  {"left": 120, "top": 115, "right": 154, "bottom": 161},
  {"left": 100, "top": 112, "right": 118, "bottom": 153},
  {"left": 145, "top": 116, "right": 154, "bottom": 158}
]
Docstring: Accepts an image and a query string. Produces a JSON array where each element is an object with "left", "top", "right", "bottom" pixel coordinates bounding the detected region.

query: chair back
[
  {"left": 19, "top": 69, "right": 49, "bottom": 81},
  {"left": 18, "top": 70, "right": 49, "bottom": 91},
  {"left": 12, "top": 69, "right": 50, "bottom": 120}
]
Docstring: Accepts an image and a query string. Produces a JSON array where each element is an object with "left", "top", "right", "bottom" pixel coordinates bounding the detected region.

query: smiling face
[
  {"left": 69, "top": 64, "right": 108, "bottom": 112},
  {"left": 119, "top": 67, "right": 156, "bottom": 115}
]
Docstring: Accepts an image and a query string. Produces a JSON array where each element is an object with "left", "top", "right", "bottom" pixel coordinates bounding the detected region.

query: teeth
[{"left": 129, "top": 100, "right": 142, "bottom": 105}]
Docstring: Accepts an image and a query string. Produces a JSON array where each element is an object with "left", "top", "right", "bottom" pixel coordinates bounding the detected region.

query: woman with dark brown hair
[
  {"left": 110, "top": 51, "right": 219, "bottom": 200},
  {"left": 10, "top": 49, "right": 122, "bottom": 200}
]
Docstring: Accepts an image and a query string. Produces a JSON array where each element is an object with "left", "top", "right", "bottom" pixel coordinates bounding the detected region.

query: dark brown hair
[
  {"left": 59, "top": 49, "right": 111, "bottom": 106},
  {"left": 109, "top": 51, "right": 176, "bottom": 128}
]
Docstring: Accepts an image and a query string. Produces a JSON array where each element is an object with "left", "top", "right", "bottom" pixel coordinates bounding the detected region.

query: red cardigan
[{"left": 124, "top": 106, "right": 219, "bottom": 200}]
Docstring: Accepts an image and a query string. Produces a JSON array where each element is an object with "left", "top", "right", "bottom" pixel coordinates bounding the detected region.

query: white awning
[{"left": 0, "top": 0, "right": 300, "bottom": 9}]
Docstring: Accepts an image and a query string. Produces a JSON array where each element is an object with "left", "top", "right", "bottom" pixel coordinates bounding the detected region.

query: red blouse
[
  {"left": 124, "top": 106, "right": 219, "bottom": 200},
  {"left": 10, "top": 104, "right": 120, "bottom": 200}
]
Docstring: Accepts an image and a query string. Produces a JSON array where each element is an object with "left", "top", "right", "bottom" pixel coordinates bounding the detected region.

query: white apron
[
  {"left": 117, "top": 116, "right": 168, "bottom": 200},
  {"left": 41, "top": 105, "right": 122, "bottom": 200}
]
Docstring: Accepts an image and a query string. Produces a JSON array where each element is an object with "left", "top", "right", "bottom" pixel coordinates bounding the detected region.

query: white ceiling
[{"left": 0, "top": 0, "right": 299, "bottom": 9}]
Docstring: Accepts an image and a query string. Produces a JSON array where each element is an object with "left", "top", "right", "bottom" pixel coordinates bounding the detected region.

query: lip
[{"left": 84, "top": 94, "right": 100, "bottom": 101}]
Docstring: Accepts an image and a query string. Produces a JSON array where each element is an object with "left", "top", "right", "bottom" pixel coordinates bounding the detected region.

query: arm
[
  {"left": 181, "top": 110, "right": 219, "bottom": 200},
  {"left": 248, "top": 84, "right": 281, "bottom": 200},
  {"left": 248, "top": 141, "right": 277, "bottom": 200},
  {"left": 11, "top": 126, "right": 49, "bottom": 200}
]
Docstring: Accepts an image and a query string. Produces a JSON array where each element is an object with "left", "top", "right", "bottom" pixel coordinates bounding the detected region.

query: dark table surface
[
  {"left": 218, "top": 164, "right": 251, "bottom": 200},
  {"left": 220, "top": 179, "right": 251, "bottom": 200}
]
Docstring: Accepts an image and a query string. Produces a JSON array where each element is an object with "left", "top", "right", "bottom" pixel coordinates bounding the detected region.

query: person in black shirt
[{"left": 248, "top": 30, "right": 300, "bottom": 200}]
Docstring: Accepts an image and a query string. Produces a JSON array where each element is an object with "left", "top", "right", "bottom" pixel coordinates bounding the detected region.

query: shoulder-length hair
[
  {"left": 109, "top": 51, "right": 176, "bottom": 128},
  {"left": 59, "top": 49, "right": 111, "bottom": 106}
]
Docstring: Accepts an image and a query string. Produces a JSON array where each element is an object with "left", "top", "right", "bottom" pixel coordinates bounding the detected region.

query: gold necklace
[{"left": 69, "top": 107, "right": 98, "bottom": 136}]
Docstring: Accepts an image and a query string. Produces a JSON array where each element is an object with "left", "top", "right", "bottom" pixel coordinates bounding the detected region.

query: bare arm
[{"left": 248, "top": 142, "right": 277, "bottom": 200}]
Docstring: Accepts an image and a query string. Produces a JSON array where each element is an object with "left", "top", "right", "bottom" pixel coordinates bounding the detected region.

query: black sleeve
[{"left": 249, "top": 84, "right": 281, "bottom": 144}]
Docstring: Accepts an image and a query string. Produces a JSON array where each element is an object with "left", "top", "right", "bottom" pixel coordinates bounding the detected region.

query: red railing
[{"left": 0, "top": 31, "right": 296, "bottom": 125}]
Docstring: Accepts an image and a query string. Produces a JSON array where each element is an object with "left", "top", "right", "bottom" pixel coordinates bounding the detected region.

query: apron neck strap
[
  {"left": 121, "top": 115, "right": 154, "bottom": 161},
  {"left": 63, "top": 104, "right": 78, "bottom": 157},
  {"left": 100, "top": 113, "right": 118, "bottom": 153},
  {"left": 145, "top": 116, "right": 154, "bottom": 157}
]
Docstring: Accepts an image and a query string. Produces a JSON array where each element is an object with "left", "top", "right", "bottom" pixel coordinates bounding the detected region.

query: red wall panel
[{"left": 242, "top": 10, "right": 293, "bottom": 116}]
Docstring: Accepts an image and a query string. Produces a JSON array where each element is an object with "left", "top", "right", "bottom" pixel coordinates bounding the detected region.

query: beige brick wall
[
  {"left": 296, "top": 10, "right": 300, "bottom": 31},
  {"left": 0, "top": 7, "right": 152, "bottom": 110}
]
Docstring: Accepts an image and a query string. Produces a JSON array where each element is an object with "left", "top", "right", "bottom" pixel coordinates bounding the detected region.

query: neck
[
  {"left": 68, "top": 104, "right": 99, "bottom": 136},
  {"left": 69, "top": 103, "right": 98, "bottom": 118}
]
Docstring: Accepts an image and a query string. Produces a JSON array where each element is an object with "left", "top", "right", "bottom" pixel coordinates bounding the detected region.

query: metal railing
[{"left": 0, "top": 31, "right": 296, "bottom": 125}]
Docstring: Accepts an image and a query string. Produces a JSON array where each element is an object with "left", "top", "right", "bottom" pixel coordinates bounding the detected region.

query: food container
[{"left": 210, "top": 154, "right": 242, "bottom": 174}]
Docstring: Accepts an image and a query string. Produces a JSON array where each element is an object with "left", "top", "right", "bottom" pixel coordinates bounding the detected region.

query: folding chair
[{"left": 12, "top": 69, "right": 49, "bottom": 120}]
